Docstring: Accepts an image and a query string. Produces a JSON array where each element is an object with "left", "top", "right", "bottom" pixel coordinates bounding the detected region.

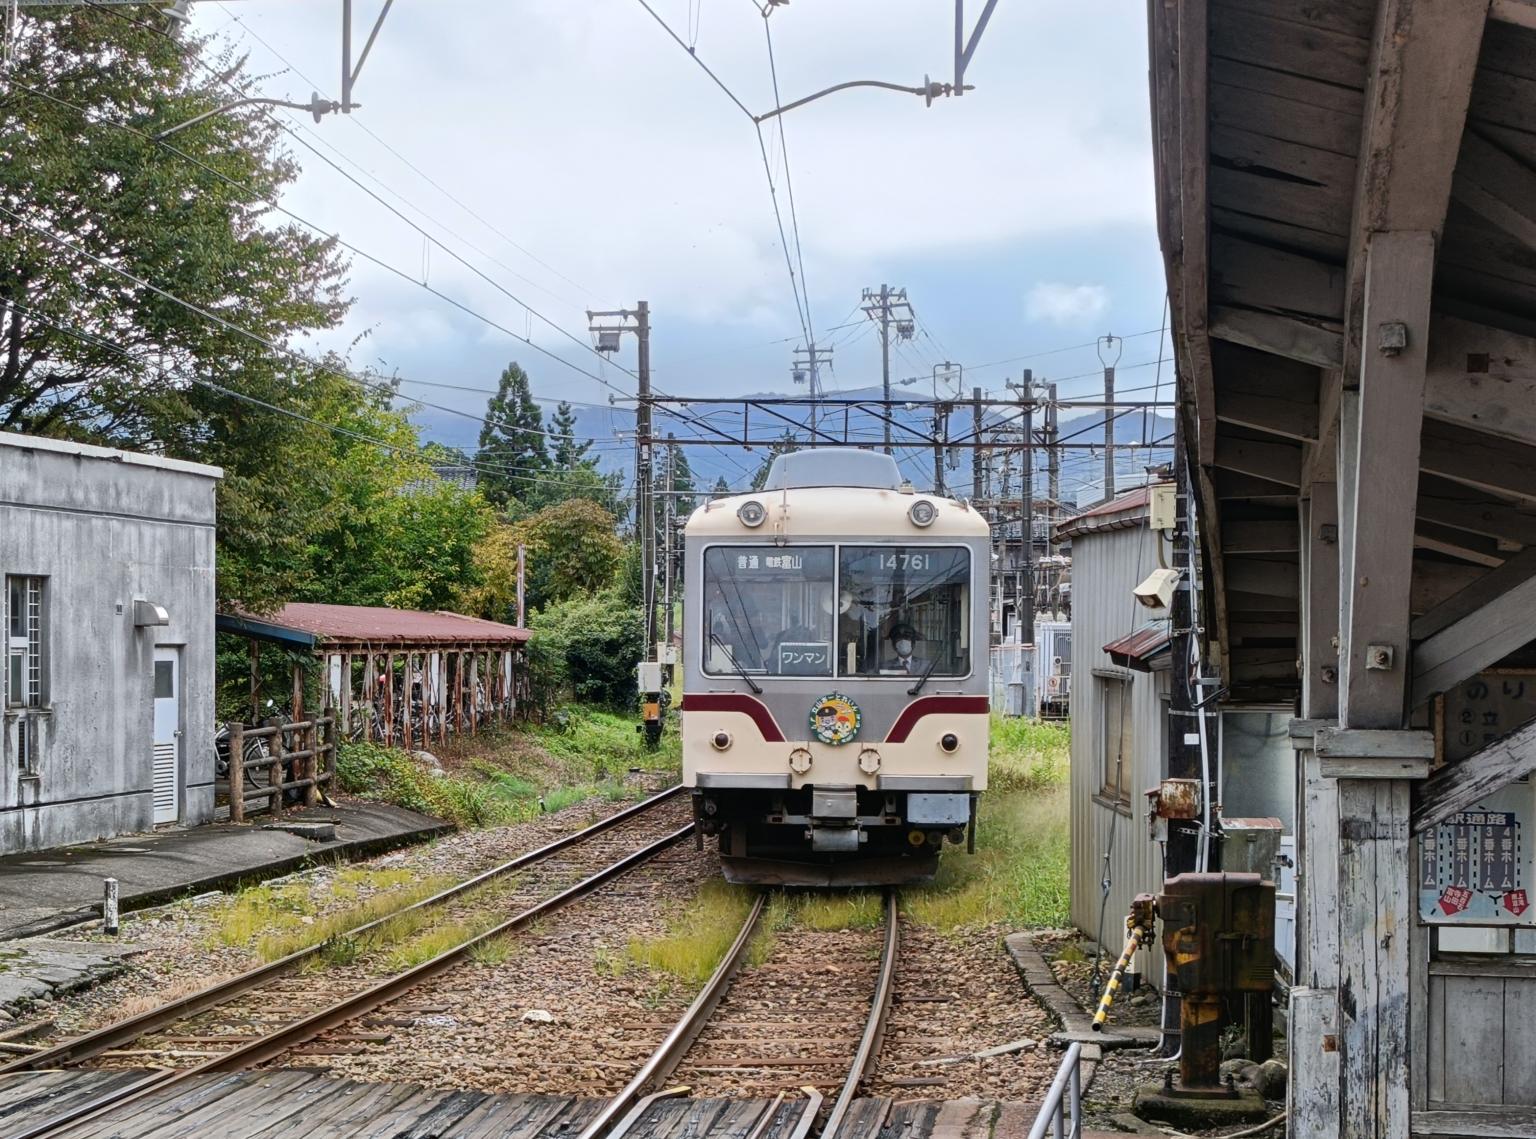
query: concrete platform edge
[{"left": 0, "top": 812, "right": 452, "bottom": 941}]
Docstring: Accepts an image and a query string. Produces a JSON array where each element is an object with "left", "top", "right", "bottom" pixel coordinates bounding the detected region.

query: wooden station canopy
[
  {"left": 218, "top": 604, "right": 530, "bottom": 746},
  {"left": 1152, "top": 2, "right": 1536, "bottom": 1137},
  {"left": 1153, "top": 0, "right": 1536, "bottom": 704},
  {"left": 218, "top": 603, "right": 532, "bottom": 652}
]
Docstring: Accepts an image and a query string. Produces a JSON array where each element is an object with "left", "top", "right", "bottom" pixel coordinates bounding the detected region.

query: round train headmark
[{"left": 809, "top": 693, "right": 861, "bottom": 746}]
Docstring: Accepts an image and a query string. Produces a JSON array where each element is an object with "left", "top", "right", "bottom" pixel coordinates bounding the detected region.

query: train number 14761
[{"left": 879, "top": 551, "right": 932, "bottom": 570}]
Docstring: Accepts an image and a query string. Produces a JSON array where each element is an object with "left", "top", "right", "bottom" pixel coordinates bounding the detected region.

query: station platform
[{"left": 0, "top": 802, "right": 449, "bottom": 941}]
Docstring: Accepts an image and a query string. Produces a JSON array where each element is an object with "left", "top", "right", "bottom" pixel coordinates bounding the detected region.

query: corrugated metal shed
[
  {"left": 218, "top": 604, "right": 529, "bottom": 648},
  {"left": 1067, "top": 509, "right": 1169, "bottom": 953}
]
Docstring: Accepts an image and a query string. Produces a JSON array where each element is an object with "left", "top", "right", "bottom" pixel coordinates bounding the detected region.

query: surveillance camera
[{"left": 1133, "top": 567, "right": 1181, "bottom": 610}]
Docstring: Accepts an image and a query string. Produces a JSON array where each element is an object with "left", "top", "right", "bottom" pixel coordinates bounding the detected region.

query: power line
[
  {"left": 10, "top": 71, "right": 751, "bottom": 470},
  {"left": 12, "top": 301, "right": 660, "bottom": 493}
]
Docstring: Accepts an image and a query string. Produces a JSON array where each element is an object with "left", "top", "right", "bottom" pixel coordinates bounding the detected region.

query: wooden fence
[{"left": 226, "top": 715, "right": 337, "bottom": 824}]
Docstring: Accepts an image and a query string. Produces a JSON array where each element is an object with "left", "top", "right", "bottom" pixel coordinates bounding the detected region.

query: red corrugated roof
[
  {"left": 1074, "top": 485, "right": 1152, "bottom": 521},
  {"left": 1103, "top": 626, "right": 1172, "bottom": 672},
  {"left": 234, "top": 603, "right": 529, "bottom": 646}
]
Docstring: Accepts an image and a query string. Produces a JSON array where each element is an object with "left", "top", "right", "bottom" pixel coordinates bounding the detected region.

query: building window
[
  {"left": 6, "top": 576, "right": 43, "bottom": 709},
  {"left": 6, "top": 576, "right": 44, "bottom": 778},
  {"left": 1100, "top": 676, "right": 1131, "bottom": 807}
]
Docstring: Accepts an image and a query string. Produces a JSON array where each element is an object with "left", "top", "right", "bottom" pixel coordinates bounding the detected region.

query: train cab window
[
  {"left": 702, "top": 546, "right": 835, "bottom": 677},
  {"left": 837, "top": 546, "right": 970, "bottom": 679}
]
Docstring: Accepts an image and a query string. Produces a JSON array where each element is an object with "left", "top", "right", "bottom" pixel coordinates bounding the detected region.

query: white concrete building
[{"left": 0, "top": 432, "right": 222, "bottom": 853}]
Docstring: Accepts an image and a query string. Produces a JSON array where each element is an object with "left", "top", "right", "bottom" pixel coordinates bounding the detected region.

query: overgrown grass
[
  {"left": 209, "top": 870, "right": 461, "bottom": 962},
  {"left": 335, "top": 704, "right": 679, "bottom": 830},
  {"left": 904, "top": 715, "right": 1071, "bottom": 930},
  {"left": 521, "top": 706, "right": 681, "bottom": 779},
  {"left": 625, "top": 879, "right": 760, "bottom": 982}
]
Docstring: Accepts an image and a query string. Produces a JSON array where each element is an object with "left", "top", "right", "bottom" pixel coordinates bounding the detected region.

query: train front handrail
[{"left": 1026, "top": 1041, "right": 1084, "bottom": 1139}]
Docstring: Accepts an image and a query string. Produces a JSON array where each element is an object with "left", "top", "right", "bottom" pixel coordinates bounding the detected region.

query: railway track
[
  {"left": 7, "top": 786, "right": 694, "bottom": 1139},
  {"left": 581, "top": 890, "right": 901, "bottom": 1139}
]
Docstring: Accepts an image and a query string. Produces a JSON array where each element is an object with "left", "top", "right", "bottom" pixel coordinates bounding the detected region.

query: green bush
[
  {"left": 527, "top": 588, "right": 645, "bottom": 710},
  {"left": 336, "top": 741, "right": 525, "bottom": 829}
]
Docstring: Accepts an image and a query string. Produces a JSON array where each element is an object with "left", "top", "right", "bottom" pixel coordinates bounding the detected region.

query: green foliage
[
  {"left": 527, "top": 588, "right": 644, "bottom": 709},
  {"left": 905, "top": 720, "right": 1071, "bottom": 929},
  {"left": 1, "top": 10, "right": 359, "bottom": 612},
  {"left": 336, "top": 741, "right": 514, "bottom": 828},
  {"left": 548, "top": 401, "right": 589, "bottom": 470},
  {"left": 476, "top": 361, "right": 547, "bottom": 508},
  {"left": 519, "top": 498, "right": 624, "bottom": 608},
  {"left": 988, "top": 716, "right": 1072, "bottom": 793}
]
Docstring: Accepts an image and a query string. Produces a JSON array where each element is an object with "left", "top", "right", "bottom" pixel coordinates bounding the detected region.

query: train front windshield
[{"left": 702, "top": 544, "right": 971, "bottom": 680}]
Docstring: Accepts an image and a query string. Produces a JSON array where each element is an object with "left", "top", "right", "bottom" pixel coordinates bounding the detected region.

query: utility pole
[
  {"left": 792, "top": 344, "right": 834, "bottom": 432},
  {"left": 1045, "top": 381, "right": 1060, "bottom": 524},
  {"left": 662, "top": 434, "right": 677, "bottom": 681},
  {"left": 589, "top": 301, "right": 661, "bottom": 747},
  {"left": 1019, "top": 370, "right": 1035, "bottom": 644},
  {"left": 862, "top": 285, "right": 914, "bottom": 454},
  {"left": 1098, "top": 335, "right": 1121, "bottom": 502},
  {"left": 932, "top": 402, "right": 948, "bottom": 496},
  {"left": 971, "top": 386, "right": 984, "bottom": 502}
]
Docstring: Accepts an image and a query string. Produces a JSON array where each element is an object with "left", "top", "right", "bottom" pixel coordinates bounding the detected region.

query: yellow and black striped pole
[{"left": 1091, "top": 895, "right": 1156, "bottom": 1032}]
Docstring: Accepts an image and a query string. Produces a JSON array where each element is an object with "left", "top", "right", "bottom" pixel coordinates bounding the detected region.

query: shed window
[
  {"left": 6, "top": 576, "right": 42, "bottom": 709},
  {"left": 1100, "top": 676, "right": 1131, "bottom": 806}
]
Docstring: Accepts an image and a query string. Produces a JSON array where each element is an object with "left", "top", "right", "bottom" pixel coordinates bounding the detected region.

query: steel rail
[
  {"left": 818, "top": 889, "right": 900, "bottom": 1138},
  {"left": 1, "top": 783, "right": 685, "bottom": 1076},
  {"left": 14, "top": 822, "right": 695, "bottom": 1139},
  {"left": 583, "top": 893, "right": 768, "bottom": 1139}
]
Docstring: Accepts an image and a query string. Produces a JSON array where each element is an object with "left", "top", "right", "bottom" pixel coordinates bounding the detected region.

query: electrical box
[
  {"left": 636, "top": 661, "right": 664, "bottom": 693},
  {"left": 1148, "top": 482, "right": 1177, "bottom": 533},
  {"left": 657, "top": 643, "right": 678, "bottom": 666},
  {"left": 1220, "top": 816, "right": 1283, "bottom": 881},
  {"left": 1158, "top": 872, "right": 1275, "bottom": 996}
]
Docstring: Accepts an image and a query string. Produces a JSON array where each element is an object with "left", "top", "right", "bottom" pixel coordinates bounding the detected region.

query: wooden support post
[
  {"left": 1340, "top": 232, "right": 1435, "bottom": 728},
  {"left": 249, "top": 638, "right": 260, "bottom": 721},
  {"left": 291, "top": 661, "right": 304, "bottom": 723},
  {"left": 403, "top": 652, "right": 413, "bottom": 753},
  {"left": 302, "top": 717, "right": 318, "bottom": 807},
  {"left": 362, "top": 653, "right": 374, "bottom": 743},
  {"left": 468, "top": 649, "right": 477, "bottom": 736},
  {"left": 269, "top": 726, "right": 284, "bottom": 821},
  {"left": 229, "top": 721, "right": 245, "bottom": 825},
  {"left": 340, "top": 652, "right": 352, "bottom": 742},
  {"left": 1336, "top": 780, "right": 1411, "bottom": 1138},
  {"left": 436, "top": 652, "right": 447, "bottom": 744}
]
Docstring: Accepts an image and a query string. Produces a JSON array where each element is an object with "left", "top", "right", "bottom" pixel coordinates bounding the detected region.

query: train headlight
[
  {"left": 908, "top": 499, "right": 937, "bottom": 528},
  {"left": 711, "top": 730, "right": 732, "bottom": 751},
  {"left": 940, "top": 732, "right": 960, "bottom": 754},
  {"left": 737, "top": 500, "right": 767, "bottom": 527},
  {"left": 858, "top": 748, "right": 881, "bottom": 774},
  {"left": 789, "top": 747, "right": 812, "bottom": 775}
]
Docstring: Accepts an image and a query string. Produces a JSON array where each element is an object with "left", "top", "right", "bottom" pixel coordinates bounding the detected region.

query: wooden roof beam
[{"left": 1412, "top": 570, "right": 1536, "bottom": 705}]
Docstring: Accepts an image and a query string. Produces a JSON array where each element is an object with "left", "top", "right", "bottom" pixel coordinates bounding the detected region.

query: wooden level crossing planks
[
  {"left": 0, "top": 1070, "right": 147, "bottom": 1124},
  {"left": 0, "top": 1069, "right": 1044, "bottom": 1138}
]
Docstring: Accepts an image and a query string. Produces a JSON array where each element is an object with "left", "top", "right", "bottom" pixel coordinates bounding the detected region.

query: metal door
[{"left": 152, "top": 647, "right": 180, "bottom": 824}]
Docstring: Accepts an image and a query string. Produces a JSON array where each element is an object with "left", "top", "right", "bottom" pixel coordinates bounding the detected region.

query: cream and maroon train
[{"left": 680, "top": 448, "right": 991, "bottom": 886}]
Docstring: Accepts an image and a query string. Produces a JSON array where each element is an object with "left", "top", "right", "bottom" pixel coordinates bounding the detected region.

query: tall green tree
[
  {"left": 476, "top": 361, "right": 547, "bottom": 507},
  {"left": 547, "top": 401, "right": 590, "bottom": 469},
  {"left": 751, "top": 431, "right": 800, "bottom": 489},
  {"left": 2, "top": 9, "right": 352, "bottom": 610},
  {"left": 712, "top": 475, "right": 731, "bottom": 497}
]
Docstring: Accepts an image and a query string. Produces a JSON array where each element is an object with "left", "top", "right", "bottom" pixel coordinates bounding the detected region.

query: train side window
[
  {"left": 836, "top": 546, "right": 971, "bottom": 679},
  {"left": 701, "top": 546, "right": 835, "bottom": 678}
]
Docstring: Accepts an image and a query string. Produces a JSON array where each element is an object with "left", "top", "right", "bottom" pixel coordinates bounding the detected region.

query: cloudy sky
[{"left": 185, "top": 0, "right": 1170, "bottom": 494}]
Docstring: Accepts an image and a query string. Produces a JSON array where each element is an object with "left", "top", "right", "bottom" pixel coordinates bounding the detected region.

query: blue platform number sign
[{"left": 1420, "top": 806, "right": 1530, "bottom": 923}]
